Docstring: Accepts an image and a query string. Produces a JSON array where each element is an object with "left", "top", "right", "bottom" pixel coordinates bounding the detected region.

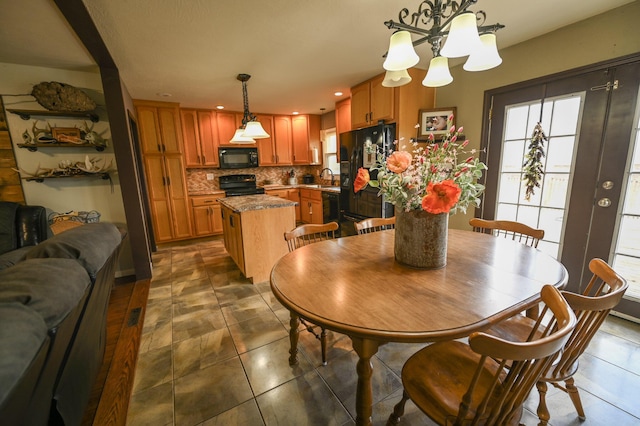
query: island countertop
[{"left": 217, "top": 194, "right": 298, "bottom": 213}]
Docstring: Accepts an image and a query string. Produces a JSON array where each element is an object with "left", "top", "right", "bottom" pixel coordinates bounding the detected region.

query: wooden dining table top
[{"left": 270, "top": 229, "right": 568, "bottom": 343}]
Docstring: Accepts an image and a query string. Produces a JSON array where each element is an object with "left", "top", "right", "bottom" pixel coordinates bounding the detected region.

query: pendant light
[
  {"left": 382, "top": 69, "right": 413, "bottom": 87},
  {"left": 231, "top": 73, "right": 269, "bottom": 143}
]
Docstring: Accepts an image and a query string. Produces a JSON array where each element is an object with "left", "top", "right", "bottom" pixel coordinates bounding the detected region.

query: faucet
[{"left": 320, "top": 168, "right": 335, "bottom": 185}]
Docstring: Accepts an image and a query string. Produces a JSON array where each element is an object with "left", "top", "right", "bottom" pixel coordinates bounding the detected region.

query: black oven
[{"left": 219, "top": 147, "right": 259, "bottom": 169}]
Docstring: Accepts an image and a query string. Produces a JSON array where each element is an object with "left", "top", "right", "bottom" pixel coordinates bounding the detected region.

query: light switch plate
[{"left": 206, "top": 173, "right": 214, "bottom": 181}]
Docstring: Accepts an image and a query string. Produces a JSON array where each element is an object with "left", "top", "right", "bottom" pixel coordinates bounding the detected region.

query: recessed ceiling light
[
  {"left": 216, "top": 105, "right": 224, "bottom": 110},
  {"left": 292, "top": 111, "right": 299, "bottom": 115},
  {"left": 334, "top": 91, "right": 343, "bottom": 96},
  {"left": 156, "top": 92, "right": 172, "bottom": 97}
]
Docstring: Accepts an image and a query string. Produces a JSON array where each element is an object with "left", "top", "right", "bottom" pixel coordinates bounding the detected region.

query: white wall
[{"left": 0, "top": 62, "right": 134, "bottom": 276}]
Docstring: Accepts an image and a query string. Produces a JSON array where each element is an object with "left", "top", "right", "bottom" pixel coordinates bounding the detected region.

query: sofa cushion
[
  {"left": 0, "top": 303, "right": 49, "bottom": 408},
  {"left": 25, "top": 223, "right": 123, "bottom": 280},
  {"left": 0, "top": 246, "right": 32, "bottom": 271},
  {"left": 0, "top": 202, "right": 19, "bottom": 255},
  {"left": 0, "top": 258, "right": 90, "bottom": 329}
]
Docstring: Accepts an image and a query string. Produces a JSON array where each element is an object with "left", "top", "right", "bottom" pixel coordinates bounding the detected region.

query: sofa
[{"left": 0, "top": 201, "right": 125, "bottom": 426}]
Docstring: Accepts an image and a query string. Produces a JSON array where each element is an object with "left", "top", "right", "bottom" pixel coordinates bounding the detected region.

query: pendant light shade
[
  {"left": 422, "top": 56, "right": 453, "bottom": 87},
  {"left": 241, "top": 121, "right": 270, "bottom": 139},
  {"left": 463, "top": 33, "right": 503, "bottom": 71},
  {"left": 230, "top": 128, "right": 256, "bottom": 144},
  {"left": 383, "top": 31, "right": 420, "bottom": 71},
  {"left": 440, "top": 12, "right": 481, "bottom": 58},
  {"left": 382, "top": 69, "right": 412, "bottom": 87}
]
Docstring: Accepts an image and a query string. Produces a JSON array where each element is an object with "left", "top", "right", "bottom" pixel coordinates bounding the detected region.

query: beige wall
[
  {"left": 434, "top": 1, "right": 640, "bottom": 230},
  {"left": 0, "top": 62, "right": 133, "bottom": 276}
]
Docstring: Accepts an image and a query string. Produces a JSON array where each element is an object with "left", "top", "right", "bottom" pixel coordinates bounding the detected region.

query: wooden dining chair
[
  {"left": 471, "top": 217, "right": 545, "bottom": 320},
  {"left": 469, "top": 218, "right": 544, "bottom": 248},
  {"left": 387, "top": 285, "right": 576, "bottom": 426},
  {"left": 487, "top": 258, "right": 628, "bottom": 425},
  {"left": 283, "top": 221, "right": 339, "bottom": 365},
  {"left": 354, "top": 216, "right": 395, "bottom": 234}
]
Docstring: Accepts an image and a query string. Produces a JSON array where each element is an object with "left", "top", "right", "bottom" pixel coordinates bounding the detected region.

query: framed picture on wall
[{"left": 418, "top": 107, "right": 456, "bottom": 140}]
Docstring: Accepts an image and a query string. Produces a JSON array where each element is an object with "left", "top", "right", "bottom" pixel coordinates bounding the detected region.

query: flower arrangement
[{"left": 353, "top": 115, "right": 487, "bottom": 215}]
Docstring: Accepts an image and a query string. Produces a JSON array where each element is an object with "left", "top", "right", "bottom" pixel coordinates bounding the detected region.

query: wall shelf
[
  {"left": 8, "top": 108, "right": 99, "bottom": 123},
  {"left": 24, "top": 172, "right": 111, "bottom": 183},
  {"left": 17, "top": 142, "right": 106, "bottom": 152}
]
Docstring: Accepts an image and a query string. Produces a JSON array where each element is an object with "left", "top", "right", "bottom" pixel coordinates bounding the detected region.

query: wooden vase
[{"left": 394, "top": 209, "right": 448, "bottom": 269}]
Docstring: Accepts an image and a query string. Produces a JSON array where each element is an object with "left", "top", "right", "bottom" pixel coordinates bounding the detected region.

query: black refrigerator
[{"left": 339, "top": 123, "right": 396, "bottom": 236}]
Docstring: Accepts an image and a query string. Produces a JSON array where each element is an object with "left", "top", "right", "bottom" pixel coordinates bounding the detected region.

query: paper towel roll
[{"left": 312, "top": 148, "right": 319, "bottom": 164}]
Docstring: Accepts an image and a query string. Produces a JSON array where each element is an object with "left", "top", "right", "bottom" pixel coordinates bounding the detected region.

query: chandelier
[
  {"left": 382, "top": 0, "right": 505, "bottom": 88},
  {"left": 230, "top": 73, "right": 270, "bottom": 144}
]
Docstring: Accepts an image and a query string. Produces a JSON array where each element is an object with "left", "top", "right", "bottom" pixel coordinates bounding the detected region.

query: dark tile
[
  {"left": 200, "top": 399, "right": 265, "bottom": 426},
  {"left": 173, "top": 328, "right": 238, "bottom": 379},
  {"left": 174, "top": 356, "right": 253, "bottom": 426},
  {"left": 227, "top": 311, "right": 288, "bottom": 354},
  {"left": 172, "top": 306, "right": 227, "bottom": 343},
  {"left": 126, "top": 382, "right": 173, "bottom": 426},
  {"left": 220, "top": 294, "right": 272, "bottom": 325}
]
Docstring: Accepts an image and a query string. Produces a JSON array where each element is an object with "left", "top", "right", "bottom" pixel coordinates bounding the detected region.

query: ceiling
[{"left": 0, "top": 0, "right": 634, "bottom": 115}]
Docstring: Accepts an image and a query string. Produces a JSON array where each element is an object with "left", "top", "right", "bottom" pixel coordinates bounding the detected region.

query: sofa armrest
[{"left": 16, "top": 205, "right": 52, "bottom": 248}]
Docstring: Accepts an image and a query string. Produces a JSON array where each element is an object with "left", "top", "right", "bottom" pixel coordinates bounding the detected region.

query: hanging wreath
[{"left": 522, "top": 122, "right": 547, "bottom": 201}]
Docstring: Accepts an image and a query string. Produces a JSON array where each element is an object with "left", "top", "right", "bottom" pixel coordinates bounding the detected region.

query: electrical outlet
[{"left": 206, "top": 173, "right": 214, "bottom": 181}]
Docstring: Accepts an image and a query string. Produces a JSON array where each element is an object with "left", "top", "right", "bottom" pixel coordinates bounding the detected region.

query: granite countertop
[
  {"left": 189, "top": 190, "right": 225, "bottom": 196},
  {"left": 218, "top": 194, "right": 298, "bottom": 213},
  {"left": 262, "top": 184, "right": 341, "bottom": 193}
]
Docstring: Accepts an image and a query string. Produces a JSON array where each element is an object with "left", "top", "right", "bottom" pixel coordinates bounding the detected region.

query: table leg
[
  {"left": 288, "top": 311, "right": 300, "bottom": 365},
  {"left": 351, "top": 337, "right": 381, "bottom": 426}
]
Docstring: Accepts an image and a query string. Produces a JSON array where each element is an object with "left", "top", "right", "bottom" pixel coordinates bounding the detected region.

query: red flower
[
  {"left": 421, "top": 180, "right": 461, "bottom": 214},
  {"left": 387, "top": 151, "right": 413, "bottom": 173},
  {"left": 353, "top": 168, "right": 370, "bottom": 193}
]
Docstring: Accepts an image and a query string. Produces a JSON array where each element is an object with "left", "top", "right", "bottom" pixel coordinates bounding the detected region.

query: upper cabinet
[
  {"left": 257, "top": 114, "right": 291, "bottom": 166},
  {"left": 136, "top": 102, "right": 183, "bottom": 154},
  {"left": 291, "top": 114, "right": 320, "bottom": 165},
  {"left": 217, "top": 111, "right": 243, "bottom": 146},
  {"left": 335, "top": 97, "right": 352, "bottom": 137},
  {"left": 181, "top": 109, "right": 219, "bottom": 167},
  {"left": 351, "top": 74, "right": 396, "bottom": 129}
]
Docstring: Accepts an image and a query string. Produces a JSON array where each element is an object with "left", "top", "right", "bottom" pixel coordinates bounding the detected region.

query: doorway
[{"left": 480, "top": 54, "right": 640, "bottom": 320}]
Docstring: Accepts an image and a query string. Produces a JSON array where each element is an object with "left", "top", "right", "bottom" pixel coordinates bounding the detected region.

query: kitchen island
[{"left": 218, "top": 194, "right": 296, "bottom": 283}]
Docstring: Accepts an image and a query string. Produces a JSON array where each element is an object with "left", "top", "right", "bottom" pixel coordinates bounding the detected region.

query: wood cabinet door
[
  {"left": 300, "top": 199, "right": 312, "bottom": 223},
  {"left": 164, "top": 155, "right": 192, "bottom": 239},
  {"left": 211, "top": 205, "right": 223, "bottom": 234},
  {"left": 157, "top": 107, "right": 183, "bottom": 154},
  {"left": 310, "top": 199, "right": 324, "bottom": 224},
  {"left": 143, "top": 155, "right": 174, "bottom": 242},
  {"left": 197, "top": 110, "right": 219, "bottom": 166},
  {"left": 274, "top": 115, "right": 293, "bottom": 165},
  {"left": 181, "top": 109, "right": 201, "bottom": 166},
  {"left": 291, "top": 115, "right": 310, "bottom": 164},
  {"left": 287, "top": 189, "right": 301, "bottom": 221},
  {"left": 217, "top": 111, "right": 238, "bottom": 146},
  {"left": 351, "top": 81, "right": 371, "bottom": 128},
  {"left": 256, "top": 114, "right": 276, "bottom": 165},
  {"left": 335, "top": 98, "right": 352, "bottom": 141},
  {"left": 193, "top": 205, "right": 214, "bottom": 236},
  {"left": 370, "top": 74, "right": 395, "bottom": 123},
  {"left": 137, "top": 106, "right": 163, "bottom": 154}
]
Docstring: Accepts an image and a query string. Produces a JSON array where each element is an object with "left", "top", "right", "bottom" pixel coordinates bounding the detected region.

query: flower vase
[{"left": 394, "top": 209, "right": 448, "bottom": 269}]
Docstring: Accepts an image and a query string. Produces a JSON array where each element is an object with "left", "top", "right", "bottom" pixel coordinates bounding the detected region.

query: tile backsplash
[{"left": 187, "top": 165, "right": 328, "bottom": 192}]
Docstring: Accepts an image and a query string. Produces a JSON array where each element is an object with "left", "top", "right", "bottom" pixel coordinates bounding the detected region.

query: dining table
[{"left": 269, "top": 228, "right": 568, "bottom": 426}]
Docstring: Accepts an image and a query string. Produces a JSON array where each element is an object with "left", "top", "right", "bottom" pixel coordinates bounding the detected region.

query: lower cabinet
[
  {"left": 191, "top": 195, "right": 223, "bottom": 236},
  {"left": 221, "top": 205, "right": 244, "bottom": 271},
  {"left": 299, "top": 188, "right": 323, "bottom": 224},
  {"left": 266, "top": 188, "right": 301, "bottom": 222}
]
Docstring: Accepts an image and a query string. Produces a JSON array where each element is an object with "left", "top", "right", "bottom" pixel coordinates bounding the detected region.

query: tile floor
[{"left": 126, "top": 237, "right": 640, "bottom": 426}]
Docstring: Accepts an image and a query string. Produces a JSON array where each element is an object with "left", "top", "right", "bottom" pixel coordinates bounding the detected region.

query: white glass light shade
[
  {"left": 382, "top": 69, "right": 412, "bottom": 87},
  {"left": 463, "top": 33, "right": 503, "bottom": 71},
  {"left": 383, "top": 31, "right": 419, "bottom": 71},
  {"left": 241, "top": 121, "right": 270, "bottom": 139},
  {"left": 440, "top": 12, "right": 481, "bottom": 58},
  {"left": 422, "top": 56, "right": 453, "bottom": 87},
  {"left": 230, "top": 128, "right": 256, "bottom": 144}
]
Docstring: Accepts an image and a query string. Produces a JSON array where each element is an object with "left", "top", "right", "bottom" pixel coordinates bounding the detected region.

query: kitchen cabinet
[
  {"left": 266, "top": 188, "right": 300, "bottom": 221},
  {"left": 143, "top": 154, "right": 192, "bottom": 242},
  {"left": 335, "top": 98, "right": 352, "bottom": 140},
  {"left": 291, "top": 114, "right": 321, "bottom": 165},
  {"left": 180, "top": 109, "right": 219, "bottom": 167},
  {"left": 255, "top": 114, "right": 288, "bottom": 166},
  {"left": 135, "top": 100, "right": 192, "bottom": 242},
  {"left": 351, "top": 74, "right": 396, "bottom": 129},
  {"left": 136, "top": 101, "right": 183, "bottom": 154},
  {"left": 191, "top": 195, "right": 223, "bottom": 236},
  {"left": 299, "top": 188, "right": 323, "bottom": 224},
  {"left": 217, "top": 111, "right": 243, "bottom": 146},
  {"left": 221, "top": 205, "right": 244, "bottom": 270}
]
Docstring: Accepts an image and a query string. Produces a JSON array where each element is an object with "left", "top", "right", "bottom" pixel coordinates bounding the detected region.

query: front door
[{"left": 481, "top": 55, "right": 640, "bottom": 320}]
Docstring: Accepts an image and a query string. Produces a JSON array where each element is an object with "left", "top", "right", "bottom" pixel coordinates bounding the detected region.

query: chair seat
[{"left": 402, "top": 341, "right": 520, "bottom": 426}]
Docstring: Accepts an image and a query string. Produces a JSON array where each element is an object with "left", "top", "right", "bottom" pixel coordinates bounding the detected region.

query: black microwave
[{"left": 218, "top": 147, "right": 259, "bottom": 169}]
